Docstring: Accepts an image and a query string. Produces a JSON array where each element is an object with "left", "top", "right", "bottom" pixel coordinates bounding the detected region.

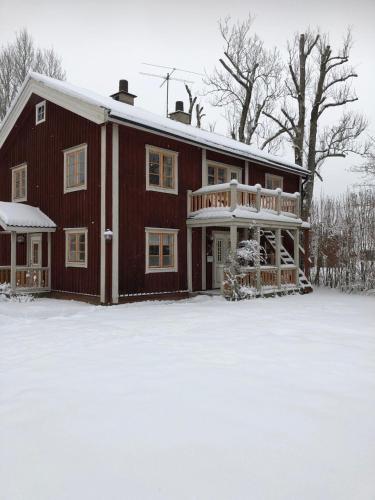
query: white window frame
[
  {"left": 35, "top": 101, "right": 46, "bottom": 125},
  {"left": 64, "top": 228, "right": 88, "bottom": 268},
  {"left": 28, "top": 234, "right": 42, "bottom": 267},
  {"left": 145, "top": 227, "right": 179, "bottom": 274},
  {"left": 11, "top": 163, "right": 27, "bottom": 202},
  {"left": 205, "top": 160, "right": 242, "bottom": 186},
  {"left": 63, "top": 144, "right": 88, "bottom": 194},
  {"left": 265, "top": 173, "right": 284, "bottom": 190},
  {"left": 145, "top": 145, "right": 178, "bottom": 195}
]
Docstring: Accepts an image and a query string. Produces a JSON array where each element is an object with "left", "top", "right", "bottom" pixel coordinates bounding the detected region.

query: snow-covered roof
[
  {"left": 0, "top": 72, "right": 308, "bottom": 177},
  {"left": 0, "top": 202, "right": 56, "bottom": 232}
]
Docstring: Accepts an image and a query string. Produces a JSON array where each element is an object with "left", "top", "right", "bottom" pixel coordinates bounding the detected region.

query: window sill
[
  {"left": 65, "top": 262, "right": 88, "bottom": 268},
  {"left": 145, "top": 267, "right": 178, "bottom": 274},
  {"left": 146, "top": 185, "right": 178, "bottom": 195},
  {"left": 64, "top": 185, "right": 87, "bottom": 194}
]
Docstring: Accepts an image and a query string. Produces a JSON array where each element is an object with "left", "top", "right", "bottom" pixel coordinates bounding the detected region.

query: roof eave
[
  {"left": 0, "top": 76, "right": 108, "bottom": 149},
  {"left": 108, "top": 114, "right": 309, "bottom": 177}
]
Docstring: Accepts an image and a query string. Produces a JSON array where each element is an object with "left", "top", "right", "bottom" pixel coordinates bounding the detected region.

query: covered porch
[
  {"left": 0, "top": 202, "right": 56, "bottom": 293},
  {"left": 186, "top": 181, "right": 311, "bottom": 296}
]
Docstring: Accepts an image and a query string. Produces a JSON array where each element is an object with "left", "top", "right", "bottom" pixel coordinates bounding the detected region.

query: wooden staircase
[{"left": 262, "top": 230, "right": 312, "bottom": 290}]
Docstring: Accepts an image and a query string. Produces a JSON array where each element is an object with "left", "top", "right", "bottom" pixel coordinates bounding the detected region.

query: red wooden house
[{"left": 0, "top": 73, "right": 311, "bottom": 304}]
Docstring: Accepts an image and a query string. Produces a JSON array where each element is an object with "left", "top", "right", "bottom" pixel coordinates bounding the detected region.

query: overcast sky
[{"left": 1, "top": 0, "right": 374, "bottom": 196}]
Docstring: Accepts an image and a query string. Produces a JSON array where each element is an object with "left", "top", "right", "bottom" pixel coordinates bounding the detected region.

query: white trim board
[{"left": 112, "top": 124, "right": 119, "bottom": 304}]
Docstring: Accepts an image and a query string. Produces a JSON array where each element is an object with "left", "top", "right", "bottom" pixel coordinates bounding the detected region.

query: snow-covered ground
[{"left": 1, "top": 289, "right": 374, "bottom": 500}]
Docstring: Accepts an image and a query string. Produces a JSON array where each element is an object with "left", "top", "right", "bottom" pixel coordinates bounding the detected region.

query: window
[
  {"left": 29, "top": 234, "right": 42, "bottom": 267},
  {"left": 208, "top": 165, "right": 227, "bottom": 185},
  {"left": 206, "top": 162, "right": 242, "bottom": 185},
  {"left": 12, "top": 164, "right": 27, "bottom": 202},
  {"left": 146, "top": 145, "right": 178, "bottom": 194},
  {"left": 64, "top": 144, "right": 87, "bottom": 193},
  {"left": 145, "top": 228, "right": 178, "bottom": 273},
  {"left": 35, "top": 101, "right": 46, "bottom": 125},
  {"left": 265, "top": 173, "right": 283, "bottom": 190},
  {"left": 65, "top": 228, "right": 88, "bottom": 268}
]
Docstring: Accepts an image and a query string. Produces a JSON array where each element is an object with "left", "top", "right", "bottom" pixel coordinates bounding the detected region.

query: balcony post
[
  {"left": 255, "top": 184, "right": 261, "bottom": 212},
  {"left": 230, "top": 179, "right": 238, "bottom": 211},
  {"left": 294, "top": 228, "right": 300, "bottom": 286},
  {"left": 275, "top": 228, "right": 281, "bottom": 289},
  {"left": 10, "top": 231, "right": 16, "bottom": 291},
  {"left": 230, "top": 224, "right": 237, "bottom": 253},
  {"left": 201, "top": 227, "right": 206, "bottom": 290},
  {"left": 276, "top": 188, "right": 282, "bottom": 214},
  {"left": 255, "top": 226, "right": 261, "bottom": 292},
  {"left": 48, "top": 232, "right": 52, "bottom": 290},
  {"left": 187, "top": 226, "right": 193, "bottom": 292},
  {"left": 187, "top": 190, "right": 192, "bottom": 216}
]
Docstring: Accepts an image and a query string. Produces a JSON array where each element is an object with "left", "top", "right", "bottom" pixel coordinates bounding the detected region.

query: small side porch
[
  {"left": 0, "top": 202, "right": 56, "bottom": 294},
  {"left": 186, "top": 220, "right": 311, "bottom": 297}
]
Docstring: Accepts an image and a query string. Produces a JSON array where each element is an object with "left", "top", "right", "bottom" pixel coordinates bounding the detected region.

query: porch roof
[{"left": 0, "top": 202, "right": 56, "bottom": 232}]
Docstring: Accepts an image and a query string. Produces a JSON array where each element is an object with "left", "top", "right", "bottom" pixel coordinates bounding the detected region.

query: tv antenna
[{"left": 140, "top": 63, "right": 203, "bottom": 117}]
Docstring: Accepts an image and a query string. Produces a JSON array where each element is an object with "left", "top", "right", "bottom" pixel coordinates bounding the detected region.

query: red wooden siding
[
  {"left": 0, "top": 92, "right": 304, "bottom": 300},
  {"left": 0, "top": 94, "right": 102, "bottom": 296},
  {"left": 117, "top": 125, "right": 203, "bottom": 295}
]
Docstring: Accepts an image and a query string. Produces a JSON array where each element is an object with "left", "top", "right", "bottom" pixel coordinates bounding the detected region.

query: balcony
[{"left": 187, "top": 180, "right": 301, "bottom": 223}]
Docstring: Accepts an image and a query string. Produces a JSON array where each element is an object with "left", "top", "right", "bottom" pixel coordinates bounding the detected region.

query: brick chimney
[
  {"left": 111, "top": 80, "right": 137, "bottom": 106},
  {"left": 169, "top": 101, "right": 191, "bottom": 125}
]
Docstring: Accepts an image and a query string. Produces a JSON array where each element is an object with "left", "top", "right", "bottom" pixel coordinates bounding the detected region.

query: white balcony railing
[
  {"left": 0, "top": 266, "right": 49, "bottom": 291},
  {"left": 188, "top": 181, "right": 301, "bottom": 219}
]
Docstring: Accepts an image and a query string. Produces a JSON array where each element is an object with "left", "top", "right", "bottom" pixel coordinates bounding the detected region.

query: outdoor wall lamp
[
  {"left": 104, "top": 229, "right": 113, "bottom": 241},
  {"left": 16, "top": 235, "right": 25, "bottom": 243}
]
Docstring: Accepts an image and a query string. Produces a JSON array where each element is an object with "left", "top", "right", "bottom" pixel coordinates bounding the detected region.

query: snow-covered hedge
[
  {"left": 0, "top": 283, "right": 34, "bottom": 303},
  {"left": 222, "top": 240, "right": 266, "bottom": 301}
]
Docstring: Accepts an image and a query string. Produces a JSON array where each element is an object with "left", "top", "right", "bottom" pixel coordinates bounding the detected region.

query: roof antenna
[{"left": 140, "top": 63, "right": 203, "bottom": 117}]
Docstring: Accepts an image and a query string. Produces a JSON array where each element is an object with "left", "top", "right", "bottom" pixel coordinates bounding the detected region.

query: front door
[
  {"left": 213, "top": 231, "right": 230, "bottom": 288},
  {"left": 29, "top": 234, "right": 42, "bottom": 267}
]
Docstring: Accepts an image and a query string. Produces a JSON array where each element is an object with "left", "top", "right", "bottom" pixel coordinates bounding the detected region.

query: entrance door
[
  {"left": 213, "top": 231, "right": 230, "bottom": 288},
  {"left": 29, "top": 234, "right": 42, "bottom": 267}
]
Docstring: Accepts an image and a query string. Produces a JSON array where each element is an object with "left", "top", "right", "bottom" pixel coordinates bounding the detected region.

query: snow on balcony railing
[
  {"left": 236, "top": 265, "right": 298, "bottom": 290},
  {"left": 188, "top": 181, "right": 300, "bottom": 218},
  {"left": 0, "top": 266, "right": 49, "bottom": 290}
]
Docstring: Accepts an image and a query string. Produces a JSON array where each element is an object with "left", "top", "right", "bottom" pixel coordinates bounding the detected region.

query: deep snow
[{"left": 0, "top": 289, "right": 374, "bottom": 500}]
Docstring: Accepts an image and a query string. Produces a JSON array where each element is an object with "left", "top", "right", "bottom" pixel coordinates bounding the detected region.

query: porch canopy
[
  {"left": 0, "top": 202, "right": 56, "bottom": 292},
  {"left": 0, "top": 202, "right": 56, "bottom": 233}
]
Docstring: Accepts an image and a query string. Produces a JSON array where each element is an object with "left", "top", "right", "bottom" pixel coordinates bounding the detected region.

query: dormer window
[{"left": 35, "top": 101, "right": 46, "bottom": 125}]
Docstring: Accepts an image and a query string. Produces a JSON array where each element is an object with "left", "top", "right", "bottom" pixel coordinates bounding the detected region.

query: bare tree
[
  {"left": 195, "top": 103, "right": 205, "bottom": 128},
  {"left": 184, "top": 84, "right": 205, "bottom": 128},
  {"left": 264, "top": 29, "right": 368, "bottom": 218},
  {"left": 0, "top": 29, "right": 66, "bottom": 121},
  {"left": 352, "top": 136, "right": 375, "bottom": 182},
  {"left": 205, "top": 15, "right": 282, "bottom": 145}
]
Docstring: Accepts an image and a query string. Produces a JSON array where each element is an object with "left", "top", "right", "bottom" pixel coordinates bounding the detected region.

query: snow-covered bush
[
  {"left": 223, "top": 239, "right": 266, "bottom": 301},
  {"left": 0, "top": 283, "right": 34, "bottom": 303}
]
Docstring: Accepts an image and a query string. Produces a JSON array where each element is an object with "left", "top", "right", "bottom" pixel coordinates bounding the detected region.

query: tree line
[
  {"left": 1, "top": 21, "right": 374, "bottom": 221},
  {"left": 310, "top": 189, "right": 375, "bottom": 292}
]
